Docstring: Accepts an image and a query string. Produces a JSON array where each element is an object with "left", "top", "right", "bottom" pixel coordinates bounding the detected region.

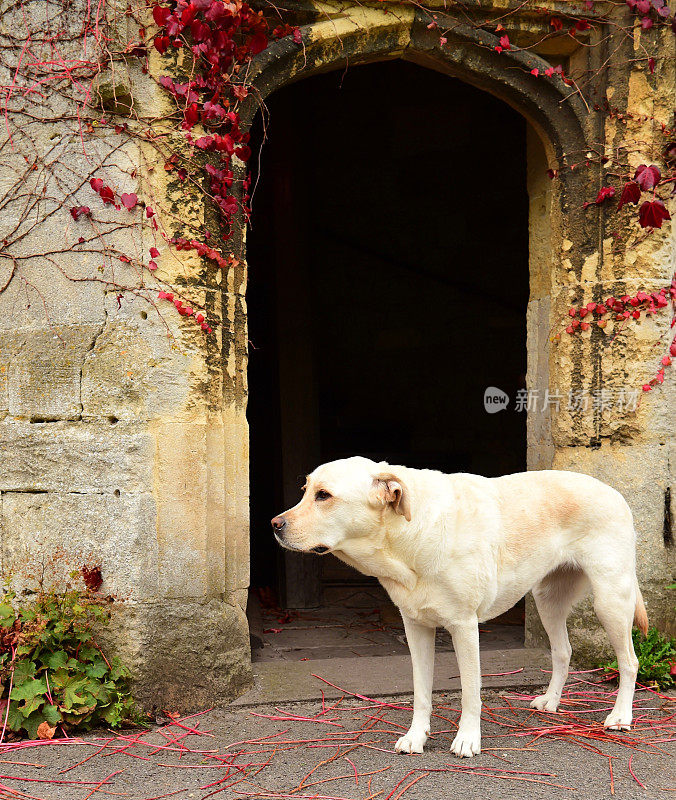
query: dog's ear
[{"left": 370, "top": 473, "right": 411, "bottom": 522}]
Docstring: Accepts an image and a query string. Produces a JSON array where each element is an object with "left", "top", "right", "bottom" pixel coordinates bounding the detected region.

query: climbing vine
[{"left": 0, "top": 0, "right": 674, "bottom": 393}]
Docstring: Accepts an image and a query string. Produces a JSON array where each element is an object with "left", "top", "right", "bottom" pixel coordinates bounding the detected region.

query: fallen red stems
[
  {"left": 310, "top": 675, "right": 412, "bottom": 711},
  {"left": 389, "top": 770, "right": 429, "bottom": 800},
  {"left": 0, "top": 662, "right": 15, "bottom": 745},
  {"left": 0, "top": 674, "right": 673, "bottom": 800},
  {"left": 81, "top": 769, "right": 125, "bottom": 800},
  {"left": 481, "top": 668, "right": 524, "bottom": 677},
  {"left": 250, "top": 712, "right": 343, "bottom": 727},
  {"left": 627, "top": 753, "right": 646, "bottom": 789},
  {"left": 344, "top": 755, "right": 358, "bottom": 785},
  {"left": 0, "top": 774, "right": 108, "bottom": 785}
]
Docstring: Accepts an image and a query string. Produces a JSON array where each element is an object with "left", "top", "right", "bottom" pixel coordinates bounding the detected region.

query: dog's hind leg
[
  {"left": 531, "top": 566, "right": 589, "bottom": 713},
  {"left": 395, "top": 614, "right": 435, "bottom": 754},
  {"left": 588, "top": 573, "right": 639, "bottom": 730}
]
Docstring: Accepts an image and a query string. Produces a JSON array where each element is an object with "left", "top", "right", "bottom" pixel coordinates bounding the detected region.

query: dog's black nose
[{"left": 271, "top": 515, "right": 286, "bottom": 533}]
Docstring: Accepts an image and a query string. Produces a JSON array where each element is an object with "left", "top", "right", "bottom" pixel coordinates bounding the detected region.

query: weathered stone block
[
  {"left": 0, "top": 422, "right": 153, "bottom": 493},
  {"left": 151, "top": 421, "right": 211, "bottom": 599},
  {"left": 99, "top": 598, "right": 253, "bottom": 711},
  {"left": 526, "top": 296, "right": 554, "bottom": 471},
  {"left": 4, "top": 325, "right": 103, "bottom": 421},
  {"left": 81, "top": 316, "right": 195, "bottom": 422},
  {"left": 0, "top": 261, "right": 106, "bottom": 328},
  {"left": 2, "top": 491, "right": 159, "bottom": 600}
]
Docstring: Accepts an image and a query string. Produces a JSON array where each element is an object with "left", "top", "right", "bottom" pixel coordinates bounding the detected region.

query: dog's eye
[{"left": 315, "top": 490, "right": 332, "bottom": 501}]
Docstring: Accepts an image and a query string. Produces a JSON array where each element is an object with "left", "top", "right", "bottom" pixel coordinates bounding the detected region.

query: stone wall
[{"left": 0, "top": 0, "right": 252, "bottom": 709}]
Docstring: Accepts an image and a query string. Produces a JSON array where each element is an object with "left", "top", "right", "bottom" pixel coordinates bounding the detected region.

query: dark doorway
[{"left": 247, "top": 60, "right": 529, "bottom": 637}]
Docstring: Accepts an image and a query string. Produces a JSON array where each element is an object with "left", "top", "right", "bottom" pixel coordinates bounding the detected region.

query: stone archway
[{"left": 234, "top": 4, "right": 598, "bottom": 653}]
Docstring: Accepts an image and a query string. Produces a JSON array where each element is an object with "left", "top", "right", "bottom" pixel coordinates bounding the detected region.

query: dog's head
[{"left": 271, "top": 456, "right": 411, "bottom": 555}]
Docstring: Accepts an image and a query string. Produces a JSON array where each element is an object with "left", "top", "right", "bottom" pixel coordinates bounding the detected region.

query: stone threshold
[{"left": 231, "top": 647, "right": 551, "bottom": 707}]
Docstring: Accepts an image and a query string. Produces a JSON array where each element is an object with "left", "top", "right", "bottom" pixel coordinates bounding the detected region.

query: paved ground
[{"left": 1, "top": 677, "right": 674, "bottom": 800}]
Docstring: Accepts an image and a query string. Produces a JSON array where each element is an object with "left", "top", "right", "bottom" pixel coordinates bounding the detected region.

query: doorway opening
[{"left": 247, "top": 60, "right": 529, "bottom": 662}]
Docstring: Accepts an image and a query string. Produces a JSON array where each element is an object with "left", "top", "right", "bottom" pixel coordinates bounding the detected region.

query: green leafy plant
[
  {"left": 601, "top": 627, "right": 676, "bottom": 690},
  {"left": 0, "top": 571, "right": 137, "bottom": 740}
]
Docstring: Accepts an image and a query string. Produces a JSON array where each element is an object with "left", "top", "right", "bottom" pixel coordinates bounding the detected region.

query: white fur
[{"left": 274, "top": 456, "right": 643, "bottom": 758}]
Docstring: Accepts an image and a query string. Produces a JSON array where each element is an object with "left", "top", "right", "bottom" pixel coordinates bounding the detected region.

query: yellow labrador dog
[{"left": 271, "top": 456, "right": 647, "bottom": 758}]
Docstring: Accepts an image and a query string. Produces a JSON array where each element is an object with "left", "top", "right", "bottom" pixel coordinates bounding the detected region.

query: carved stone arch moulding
[
  {"left": 241, "top": 4, "right": 598, "bottom": 239},
  {"left": 237, "top": 2, "right": 602, "bottom": 471}
]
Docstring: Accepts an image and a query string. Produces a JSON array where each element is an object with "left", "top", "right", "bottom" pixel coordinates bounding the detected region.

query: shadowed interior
[{"left": 247, "top": 60, "right": 528, "bottom": 627}]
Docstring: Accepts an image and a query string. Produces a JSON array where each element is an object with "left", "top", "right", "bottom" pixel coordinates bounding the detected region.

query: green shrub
[
  {"left": 601, "top": 626, "right": 676, "bottom": 690},
  {"left": 0, "top": 574, "right": 137, "bottom": 739}
]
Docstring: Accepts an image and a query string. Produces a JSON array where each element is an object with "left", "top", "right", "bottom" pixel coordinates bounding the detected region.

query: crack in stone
[
  {"left": 78, "top": 310, "right": 108, "bottom": 420},
  {"left": 2, "top": 489, "right": 106, "bottom": 495}
]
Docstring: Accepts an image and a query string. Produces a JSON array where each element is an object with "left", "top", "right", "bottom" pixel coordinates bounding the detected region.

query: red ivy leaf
[
  {"left": 152, "top": 5, "right": 171, "bottom": 27},
  {"left": 595, "top": 186, "right": 616, "bottom": 204},
  {"left": 120, "top": 192, "right": 138, "bottom": 210},
  {"left": 183, "top": 103, "right": 199, "bottom": 129},
  {"left": 639, "top": 199, "right": 671, "bottom": 228},
  {"left": 249, "top": 32, "right": 268, "bottom": 55},
  {"left": 99, "top": 186, "right": 115, "bottom": 205},
  {"left": 235, "top": 144, "right": 251, "bottom": 161},
  {"left": 70, "top": 206, "right": 90, "bottom": 220},
  {"left": 154, "top": 35, "right": 170, "bottom": 54},
  {"left": 634, "top": 163, "right": 661, "bottom": 190},
  {"left": 81, "top": 565, "right": 103, "bottom": 591},
  {"left": 90, "top": 178, "right": 103, "bottom": 193},
  {"left": 150, "top": 247, "right": 160, "bottom": 258},
  {"left": 617, "top": 181, "right": 642, "bottom": 209}
]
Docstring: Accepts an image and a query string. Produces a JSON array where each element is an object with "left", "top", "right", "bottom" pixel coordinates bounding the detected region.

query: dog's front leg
[
  {"left": 395, "top": 613, "right": 435, "bottom": 754},
  {"left": 448, "top": 620, "right": 482, "bottom": 758}
]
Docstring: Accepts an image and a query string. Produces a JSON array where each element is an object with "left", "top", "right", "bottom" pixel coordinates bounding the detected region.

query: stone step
[{"left": 231, "top": 647, "right": 551, "bottom": 707}]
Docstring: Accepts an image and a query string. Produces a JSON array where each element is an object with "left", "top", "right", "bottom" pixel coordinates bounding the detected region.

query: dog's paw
[
  {"left": 530, "top": 693, "right": 560, "bottom": 713},
  {"left": 450, "top": 727, "right": 481, "bottom": 758},
  {"left": 394, "top": 728, "right": 428, "bottom": 754},
  {"left": 604, "top": 709, "right": 632, "bottom": 731}
]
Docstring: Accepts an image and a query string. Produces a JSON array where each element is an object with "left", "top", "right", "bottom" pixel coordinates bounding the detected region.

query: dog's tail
[{"left": 633, "top": 583, "right": 649, "bottom": 636}]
